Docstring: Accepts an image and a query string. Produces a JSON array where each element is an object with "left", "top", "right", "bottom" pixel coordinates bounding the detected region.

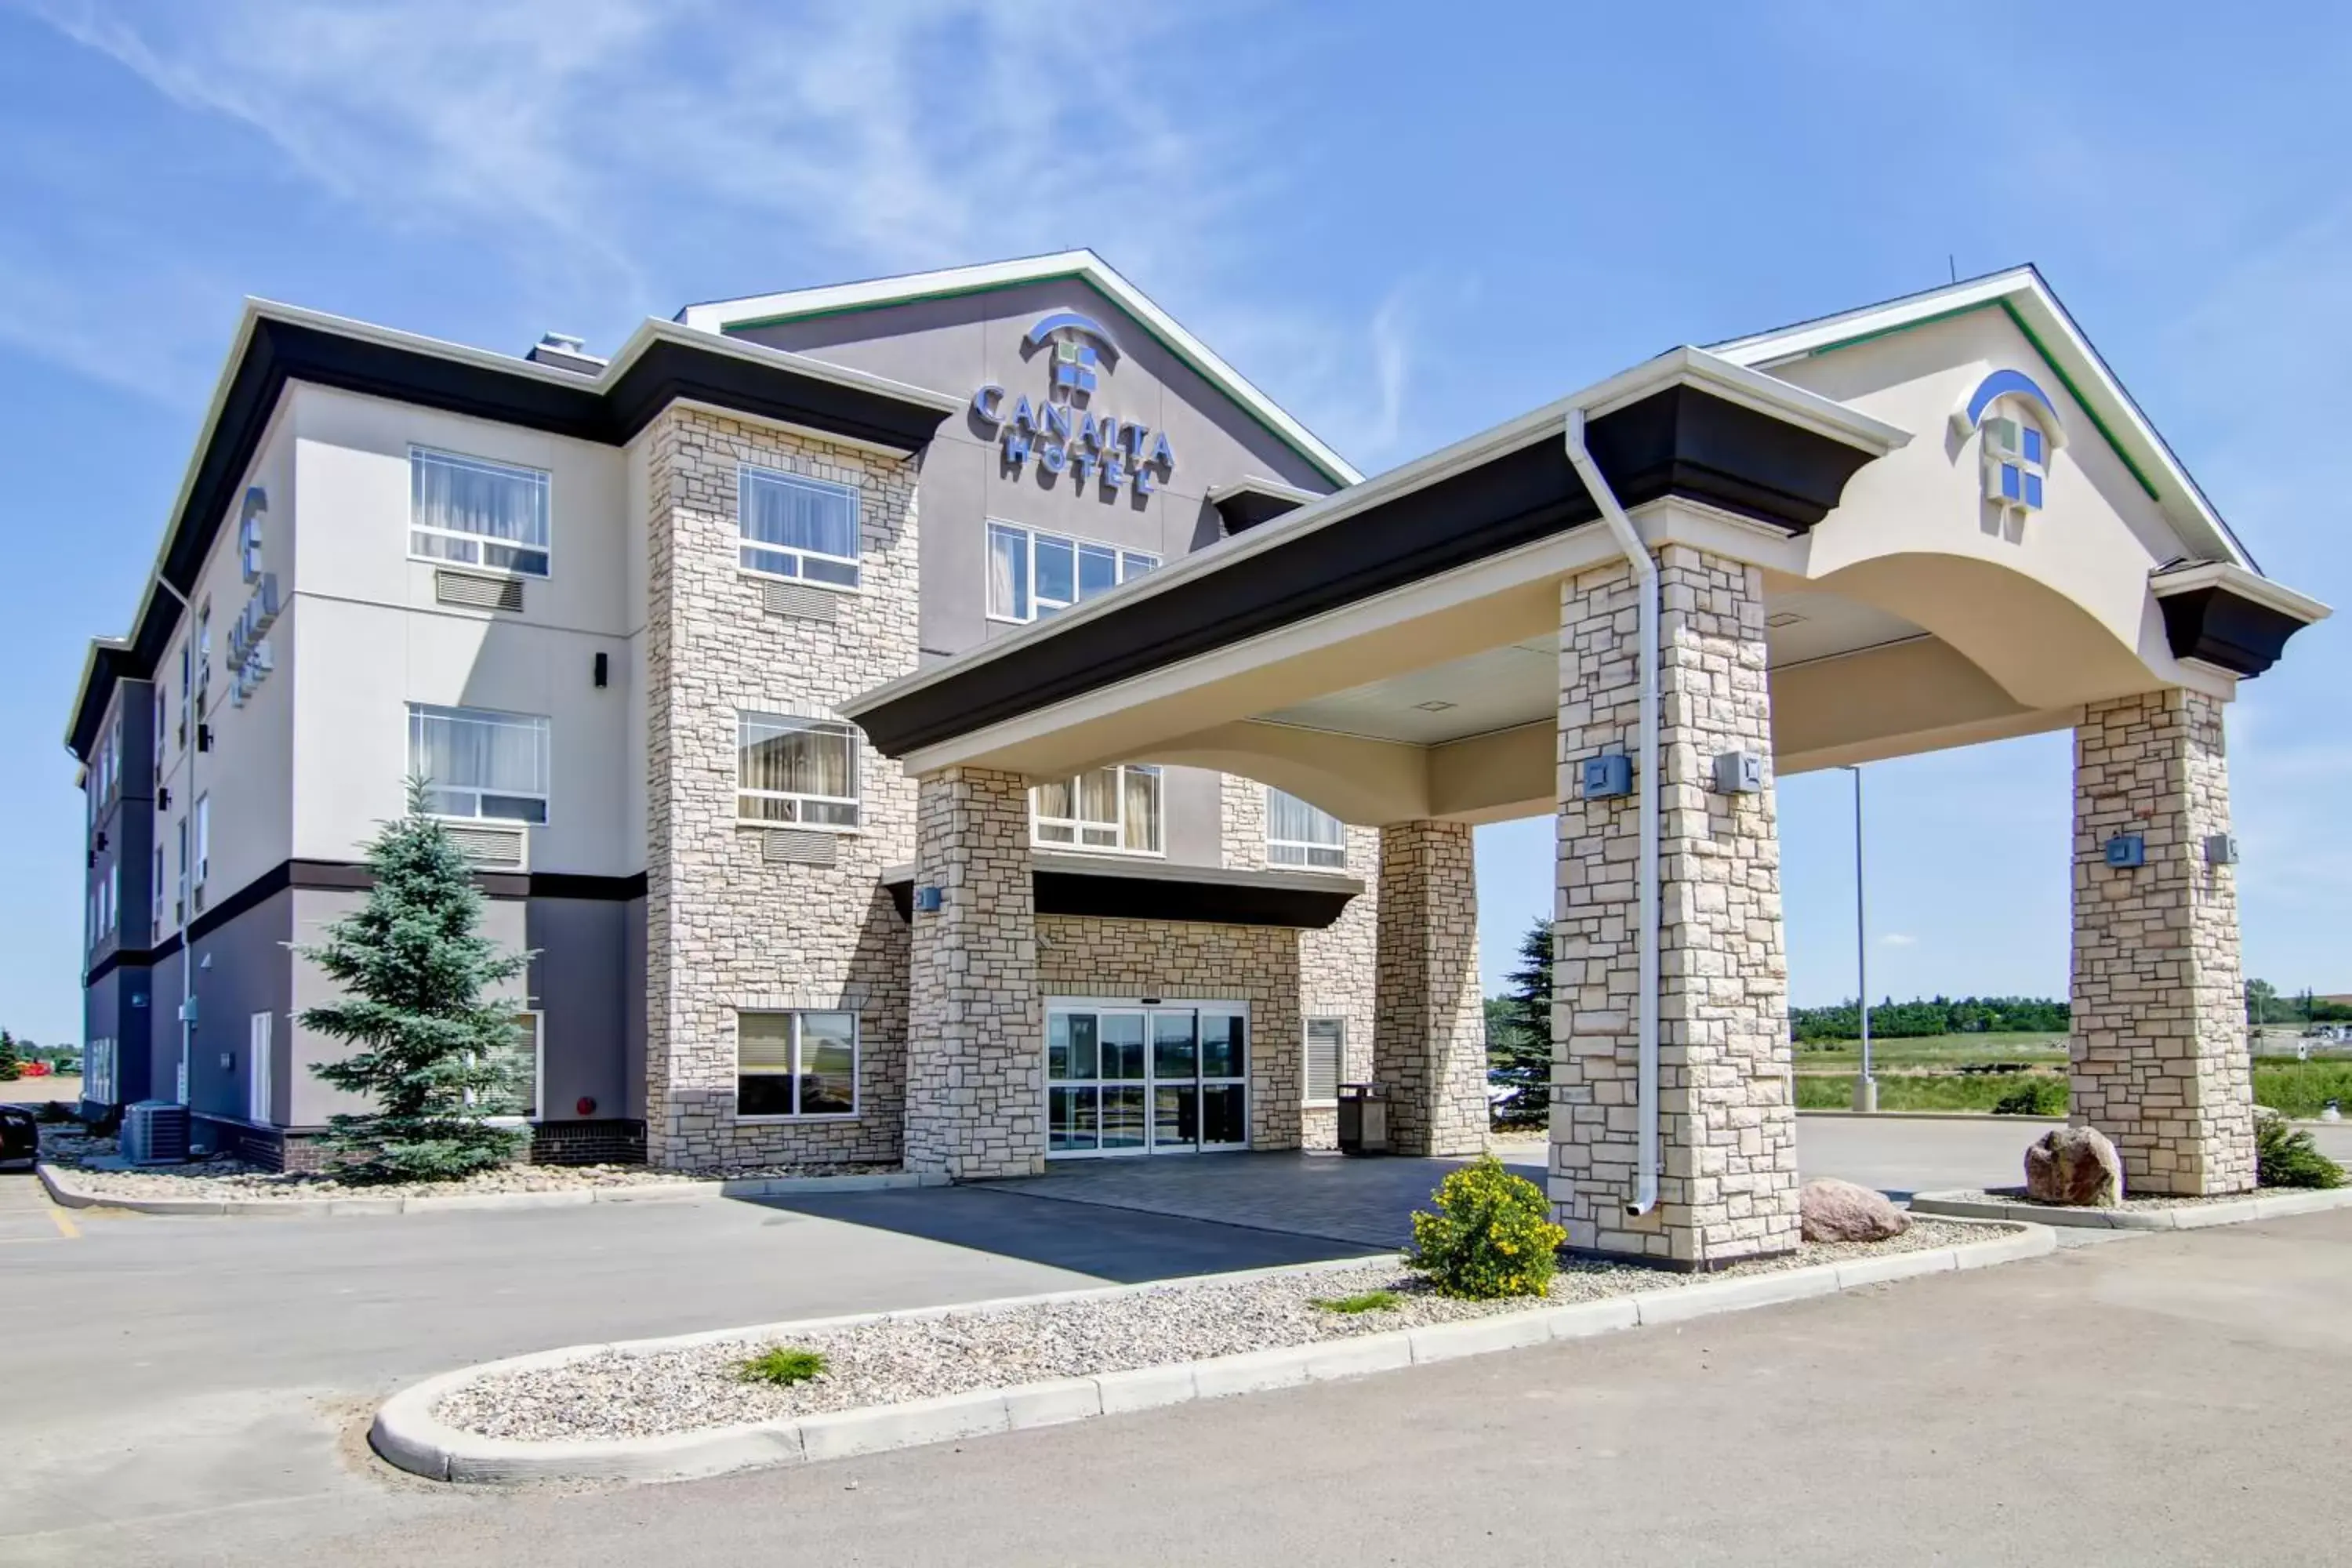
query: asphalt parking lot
[{"left": 4, "top": 1116, "right": 2348, "bottom": 1566}]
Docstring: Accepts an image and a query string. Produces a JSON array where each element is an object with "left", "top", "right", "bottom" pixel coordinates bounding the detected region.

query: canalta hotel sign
[{"left": 968, "top": 312, "right": 1175, "bottom": 499}]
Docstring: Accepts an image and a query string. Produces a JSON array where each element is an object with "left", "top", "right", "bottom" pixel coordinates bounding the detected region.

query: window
[
  {"left": 1983, "top": 408, "right": 2047, "bottom": 514},
  {"left": 193, "top": 794, "right": 210, "bottom": 887},
  {"left": 465, "top": 1013, "right": 540, "bottom": 1122},
  {"left": 411, "top": 448, "right": 551, "bottom": 575},
  {"left": 249, "top": 1012, "right": 273, "bottom": 1124},
  {"left": 105, "top": 863, "right": 119, "bottom": 935},
  {"left": 737, "top": 713, "right": 860, "bottom": 828},
  {"left": 407, "top": 704, "right": 551, "bottom": 824},
  {"left": 176, "top": 641, "right": 189, "bottom": 747},
  {"left": 1267, "top": 788, "right": 1347, "bottom": 869},
  {"left": 175, "top": 816, "right": 189, "bottom": 924},
  {"left": 86, "top": 1036, "right": 116, "bottom": 1106},
  {"left": 987, "top": 521, "right": 1156, "bottom": 622},
  {"left": 1305, "top": 1017, "right": 1346, "bottom": 1105},
  {"left": 195, "top": 601, "right": 212, "bottom": 706},
  {"left": 152, "top": 845, "right": 165, "bottom": 934},
  {"left": 739, "top": 466, "right": 859, "bottom": 587},
  {"left": 1033, "top": 764, "right": 1162, "bottom": 855},
  {"left": 154, "top": 689, "right": 166, "bottom": 781},
  {"left": 737, "top": 1010, "right": 858, "bottom": 1118}
]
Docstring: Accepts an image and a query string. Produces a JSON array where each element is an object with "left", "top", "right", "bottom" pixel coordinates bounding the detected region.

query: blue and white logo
[
  {"left": 1951, "top": 368, "right": 2065, "bottom": 522},
  {"left": 969, "top": 312, "right": 1175, "bottom": 499}
]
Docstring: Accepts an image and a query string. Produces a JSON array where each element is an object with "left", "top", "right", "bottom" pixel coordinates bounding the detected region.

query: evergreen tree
[
  {"left": 0, "top": 1029, "right": 20, "bottom": 1082},
  {"left": 301, "top": 785, "right": 532, "bottom": 1181},
  {"left": 1488, "top": 916, "right": 1554, "bottom": 1124}
]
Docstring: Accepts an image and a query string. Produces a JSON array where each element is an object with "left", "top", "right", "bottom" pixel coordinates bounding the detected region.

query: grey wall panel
[
  {"left": 622, "top": 895, "right": 647, "bottom": 1120},
  {"left": 1163, "top": 764, "right": 1224, "bottom": 869},
  {"left": 525, "top": 896, "right": 629, "bottom": 1123},
  {"left": 146, "top": 949, "right": 184, "bottom": 1109},
  {"left": 181, "top": 887, "right": 294, "bottom": 1127},
  {"left": 286, "top": 887, "right": 528, "bottom": 1127}
]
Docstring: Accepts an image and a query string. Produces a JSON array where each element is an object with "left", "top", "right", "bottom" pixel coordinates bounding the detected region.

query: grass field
[{"left": 1791, "top": 1036, "right": 2352, "bottom": 1119}]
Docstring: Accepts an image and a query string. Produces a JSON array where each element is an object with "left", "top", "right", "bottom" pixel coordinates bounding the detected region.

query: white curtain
[
  {"left": 987, "top": 524, "right": 1027, "bottom": 619},
  {"left": 1268, "top": 787, "right": 1341, "bottom": 846},
  {"left": 1123, "top": 767, "right": 1162, "bottom": 852},
  {"left": 412, "top": 452, "right": 547, "bottom": 546},
  {"left": 739, "top": 716, "right": 856, "bottom": 815},
  {"left": 409, "top": 706, "right": 547, "bottom": 793},
  {"left": 742, "top": 470, "right": 857, "bottom": 559}
]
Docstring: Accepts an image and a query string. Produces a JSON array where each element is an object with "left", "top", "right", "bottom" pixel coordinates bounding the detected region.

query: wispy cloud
[
  {"left": 13, "top": 0, "right": 1425, "bottom": 457},
  {"left": 1878, "top": 933, "right": 1918, "bottom": 949}
]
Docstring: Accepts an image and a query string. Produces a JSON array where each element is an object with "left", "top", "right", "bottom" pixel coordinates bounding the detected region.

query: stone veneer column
[
  {"left": 1372, "top": 820, "right": 1486, "bottom": 1156},
  {"left": 1552, "top": 546, "right": 1799, "bottom": 1267},
  {"left": 2071, "top": 689, "right": 2252, "bottom": 1195},
  {"left": 906, "top": 766, "right": 1044, "bottom": 1178}
]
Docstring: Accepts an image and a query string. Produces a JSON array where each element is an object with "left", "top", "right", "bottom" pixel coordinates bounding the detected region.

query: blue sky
[{"left": 4, "top": 1, "right": 2348, "bottom": 1044}]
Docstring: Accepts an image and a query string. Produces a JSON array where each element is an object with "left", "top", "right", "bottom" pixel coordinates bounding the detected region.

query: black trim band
[
  {"left": 884, "top": 867, "right": 1358, "bottom": 930},
  {"left": 2156, "top": 584, "right": 2307, "bottom": 678},
  {"left": 855, "top": 383, "right": 1877, "bottom": 758},
  {"left": 82, "top": 861, "right": 647, "bottom": 985},
  {"left": 70, "top": 318, "right": 953, "bottom": 759}
]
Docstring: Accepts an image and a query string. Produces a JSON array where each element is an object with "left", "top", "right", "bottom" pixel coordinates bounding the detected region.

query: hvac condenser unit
[{"left": 120, "top": 1100, "right": 191, "bottom": 1166}]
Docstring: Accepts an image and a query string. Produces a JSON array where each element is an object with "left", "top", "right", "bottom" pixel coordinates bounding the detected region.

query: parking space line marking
[{"left": 47, "top": 1201, "right": 80, "bottom": 1240}]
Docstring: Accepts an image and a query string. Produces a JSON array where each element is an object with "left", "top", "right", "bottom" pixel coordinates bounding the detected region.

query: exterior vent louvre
[
  {"left": 445, "top": 826, "right": 528, "bottom": 869},
  {"left": 761, "top": 580, "right": 839, "bottom": 623},
  {"left": 436, "top": 570, "right": 525, "bottom": 612},
  {"left": 121, "top": 1100, "right": 191, "bottom": 1166},
  {"left": 761, "top": 829, "right": 838, "bottom": 867}
]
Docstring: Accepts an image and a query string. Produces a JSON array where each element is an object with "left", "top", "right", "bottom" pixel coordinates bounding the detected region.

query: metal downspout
[{"left": 1563, "top": 408, "right": 1661, "bottom": 1217}]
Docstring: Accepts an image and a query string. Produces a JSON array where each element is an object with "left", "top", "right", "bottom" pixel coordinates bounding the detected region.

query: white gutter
[
  {"left": 1562, "top": 408, "right": 1661, "bottom": 1218},
  {"left": 151, "top": 574, "right": 194, "bottom": 1107}
]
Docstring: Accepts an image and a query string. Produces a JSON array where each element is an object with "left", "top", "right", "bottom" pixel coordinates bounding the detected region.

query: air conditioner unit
[{"left": 121, "top": 1100, "right": 191, "bottom": 1166}]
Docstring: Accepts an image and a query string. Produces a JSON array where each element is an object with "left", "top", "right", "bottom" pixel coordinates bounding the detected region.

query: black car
[{"left": 0, "top": 1105, "right": 38, "bottom": 1167}]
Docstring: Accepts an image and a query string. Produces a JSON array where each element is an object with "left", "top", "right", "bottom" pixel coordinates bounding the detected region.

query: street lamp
[{"left": 1842, "top": 764, "right": 1875, "bottom": 1112}]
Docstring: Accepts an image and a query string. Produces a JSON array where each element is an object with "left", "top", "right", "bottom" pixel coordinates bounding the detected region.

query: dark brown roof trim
[{"left": 858, "top": 383, "right": 1878, "bottom": 758}]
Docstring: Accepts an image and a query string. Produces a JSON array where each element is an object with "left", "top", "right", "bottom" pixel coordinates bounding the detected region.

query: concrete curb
[
  {"left": 1909, "top": 1185, "right": 2352, "bottom": 1230},
  {"left": 1795, "top": 1110, "right": 2069, "bottom": 1124},
  {"left": 32, "top": 1162, "right": 946, "bottom": 1217},
  {"left": 371, "top": 1221, "right": 2053, "bottom": 1486}
]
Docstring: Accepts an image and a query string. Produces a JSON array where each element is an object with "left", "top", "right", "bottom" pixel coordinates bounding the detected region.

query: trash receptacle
[{"left": 1336, "top": 1083, "right": 1389, "bottom": 1156}]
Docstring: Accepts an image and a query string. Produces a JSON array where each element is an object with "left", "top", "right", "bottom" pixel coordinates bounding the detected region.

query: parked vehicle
[{"left": 0, "top": 1105, "right": 38, "bottom": 1167}]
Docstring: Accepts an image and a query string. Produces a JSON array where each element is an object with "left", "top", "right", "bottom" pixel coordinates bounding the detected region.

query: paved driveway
[{"left": 14, "top": 1198, "right": 2351, "bottom": 1566}]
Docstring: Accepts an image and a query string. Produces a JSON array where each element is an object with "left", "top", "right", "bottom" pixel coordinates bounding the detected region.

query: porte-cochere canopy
[{"left": 844, "top": 269, "right": 2323, "bottom": 826}]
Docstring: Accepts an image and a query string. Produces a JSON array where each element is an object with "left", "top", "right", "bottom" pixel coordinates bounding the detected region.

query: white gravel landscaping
[
  {"left": 1946, "top": 1184, "right": 2320, "bottom": 1212},
  {"left": 437, "top": 1218, "right": 1999, "bottom": 1443},
  {"left": 37, "top": 1126, "right": 890, "bottom": 1200}
]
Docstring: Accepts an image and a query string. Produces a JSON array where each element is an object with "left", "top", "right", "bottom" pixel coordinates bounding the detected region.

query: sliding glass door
[{"left": 1047, "top": 1001, "right": 1248, "bottom": 1157}]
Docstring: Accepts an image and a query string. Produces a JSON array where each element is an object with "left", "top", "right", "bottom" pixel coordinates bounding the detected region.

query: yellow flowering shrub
[{"left": 1404, "top": 1156, "right": 1566, "bottom": 1299}]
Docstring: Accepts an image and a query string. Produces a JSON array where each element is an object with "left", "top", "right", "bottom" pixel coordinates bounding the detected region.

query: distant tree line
[{"left": 1789, "top": 996, "right": 2069, "bottom": 1043}]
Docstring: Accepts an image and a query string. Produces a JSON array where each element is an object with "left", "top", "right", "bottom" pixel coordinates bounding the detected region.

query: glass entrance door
[{"left": 1047, "top": 1001, "right": 1247, "bottom": 1157}]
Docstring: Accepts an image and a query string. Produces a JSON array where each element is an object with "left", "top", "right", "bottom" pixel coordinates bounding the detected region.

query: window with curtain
[
  {"left": 410, "top": 448, "right": 552, "bottom": 575},
  {"left": 985, "top": 521, "right": 1156, "bottom": 622},
  {"left": 1305, "top": 1017, "right": 1345, "bottom": 1103},
  {"left": 1266, "top": 787, "right": 1346, "bottom": 869},
  {"left": 465, "top": 1014, "right": 541, "bottom": 1121},
  {"left": 736, "top": 713, "right": 860, "bottom": 827},
  {"left": 737, "top": 1010, "right": 858, "bottom": 1117},
  {"left": 1033, "top": 764, "right": 1161, "bottom": 854},
  {"left": 739, "top": 466, "right": 861, "bottom": 586},
  {"left": 407, "top": 703, "right": 551, "bottom": 823}
]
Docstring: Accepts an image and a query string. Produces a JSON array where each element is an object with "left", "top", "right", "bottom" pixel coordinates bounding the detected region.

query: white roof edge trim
[
  {"left": 1205, "top": 474, "right": 1323, "bottom": 506},
  {"left": 677, "top": 249, "right": 1366, "bottom": 487},
  {"left": 840, "top": 346, "right": 1908, "bottom": 720},
  {"left": 2149, "top": 561, "right": 2331, "bottom": 622},
  {"left": 1708, "top": 267, "right": 2259, "bottom": 575}
]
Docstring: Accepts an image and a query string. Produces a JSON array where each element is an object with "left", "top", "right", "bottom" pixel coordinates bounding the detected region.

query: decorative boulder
[
  {"left": 1799, "top": 1177, "right": 1911, "bottom": 1243},
  {"left": 2024, "top": 1125, "right": 2124, "bottom": 1207}
]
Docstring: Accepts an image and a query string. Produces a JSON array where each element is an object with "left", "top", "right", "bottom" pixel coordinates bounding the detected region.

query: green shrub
[
  {"left": 1992, "top": 1078, "right": 2068, "bottom": 1116},
  {"left": 2256, "top": 1111, "right": 2346, "bottom": 1189},
  {"left": 1309, "top": 1289, "right": 1401, "bottom": 1315},
  {"left": 739, "top": 1346, "right": 829, "bottom": 1385},
  {"left": 2251, "top": 1059, "right": 2352, "bottom": 1120},
  {"left": 1404, "top": 1156, "right": 1565, "bottom": 1300}
]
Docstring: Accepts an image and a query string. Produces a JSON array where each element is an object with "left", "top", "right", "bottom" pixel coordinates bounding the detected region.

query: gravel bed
[
  {"left": 439, "top": 1218, "right": 1998, "bottom": 1442},
  {"left": 1949, "top": 1185, "right": 2286, "bottom": 1211},
  {"left": 38, "top": 1127, "right": 889, "bottom": 1200}
]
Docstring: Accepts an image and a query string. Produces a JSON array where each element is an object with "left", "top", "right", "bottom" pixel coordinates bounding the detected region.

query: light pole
[{"left": 1843, "top": 764, "right": 1875, "bottom": 1112}]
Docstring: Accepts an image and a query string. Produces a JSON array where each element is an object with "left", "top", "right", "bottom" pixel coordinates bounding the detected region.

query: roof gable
[
  {"left": 1708, "top": 267, "right": 2256, "bottom": 572},
  {"left": 678, "top": 250, "right": 1361, "bottom": 488}
]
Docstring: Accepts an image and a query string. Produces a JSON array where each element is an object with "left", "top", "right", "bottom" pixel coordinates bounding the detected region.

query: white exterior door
[{"left": 248, "top": 1012, "right": 272, "bottom": 1124}]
